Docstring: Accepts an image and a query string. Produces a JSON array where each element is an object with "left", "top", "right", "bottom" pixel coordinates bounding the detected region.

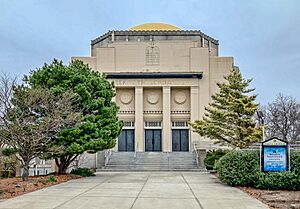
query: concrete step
[
  {"left": 105, "top": 164, "right": 197, "bottom": 167},
  {"left": 103, "top": 151, "right": 200, "bottom": 171},
  {"left": 104, "top": 167, "right": 199, "bottom": 170},
  {"left": 108, "top": 162, "right": 197, "bottom": 165},
  {"left": 97, "top": 168, "right": 207, "bottom": 172},
  {"left": 108, "top": 161, "right": 197, "bottom": 165}
]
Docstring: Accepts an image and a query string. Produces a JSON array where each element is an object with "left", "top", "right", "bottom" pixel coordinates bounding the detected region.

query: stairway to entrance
[{"left": 98, "top": 152, "right": 205, "bottom": 171}]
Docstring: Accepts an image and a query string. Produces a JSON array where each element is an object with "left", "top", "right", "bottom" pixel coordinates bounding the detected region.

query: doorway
[
  {"left": 145, "top": 129, "right": 162, "bottom": 152},
  {"left": 172, "top": 129, "right": 189, "bottom": 151},
  {"left": 118, "top": 129, "right": 135, "bottom": 152}
]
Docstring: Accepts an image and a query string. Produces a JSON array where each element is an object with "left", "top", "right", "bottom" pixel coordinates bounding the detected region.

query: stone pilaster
[
  {"left": 112, "top": 92, "right": 118, "bottom": 151},
  {"left": 163, "top": 86, "right": 171, "bottom": 152},
  {"left": 190, "top": 86, "right": 200, "bottom": 147},
  {"left": 135, "top": 86, "right": 144, "bottom": 152}
]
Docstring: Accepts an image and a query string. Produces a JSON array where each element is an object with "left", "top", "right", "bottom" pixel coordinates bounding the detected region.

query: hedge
[
  {"left": 215, "top": 150, "right": 300, "bottom": 190},
  {"left": 204, "top": 149, "right": 229, "bottom": 170},
  {"left": 291, "top": 151, "right": 300, "bottom": 174}
]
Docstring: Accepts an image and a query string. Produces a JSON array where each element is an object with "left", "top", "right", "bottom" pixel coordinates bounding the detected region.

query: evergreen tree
[
  {"left": 25, "top": 60, "right": 123, "bottom": 174},
  {"left": 190, "top": 67, "right": 261, "bottom": 148}
]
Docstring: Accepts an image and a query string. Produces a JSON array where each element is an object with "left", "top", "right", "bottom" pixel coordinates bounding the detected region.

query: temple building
[{"left": 72, "top": 23, "right": 235, "bottom": 153}]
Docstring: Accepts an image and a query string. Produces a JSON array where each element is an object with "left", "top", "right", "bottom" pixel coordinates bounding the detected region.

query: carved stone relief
[
  {"left": 120, "top": 92, "right": 133, "bottom": 104},
  {"left": 171, "top": 88, "right": 190, "bottom": 115},
  {"left": 174, "top": 91, "right": 187, "bottom": 104},
  {"left": 147, "top": 92, "right": 160, "bottom": 104},
  {"left": 145, "top": 42, "right": 160, "bottom": 66},
  {"left": 116, "top": 88, "right": 135, "bottom": 115},
  {"left": 143, "top": 88, "right": 163, "bottom": 113}
]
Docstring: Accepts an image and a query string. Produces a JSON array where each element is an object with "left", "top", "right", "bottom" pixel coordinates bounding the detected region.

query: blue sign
[{"left": 263, "top": 146, "right": 287, "bottom": 172}]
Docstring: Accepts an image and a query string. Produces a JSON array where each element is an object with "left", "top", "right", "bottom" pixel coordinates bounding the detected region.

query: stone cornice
[
  {"left": 106, "top": 72, "right": 203, "bottom": 79},
  {"left": 91, "top": 30, "right": 218, "bottom": 46}
]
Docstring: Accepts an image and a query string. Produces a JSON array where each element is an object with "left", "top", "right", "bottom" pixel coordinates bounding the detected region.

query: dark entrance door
[
  {"left": 145, "top": 129, "right": 162, "bottom": 152},
  {"left": 172, "top": 129, "right": 189, "bottom": 152},
  {"left": 118, "top": 129, "right": 135, "bottom": 152}
]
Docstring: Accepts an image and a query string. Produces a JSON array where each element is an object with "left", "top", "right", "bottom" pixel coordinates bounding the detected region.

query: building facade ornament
[
  {"left": 147, "top": 92, "right": 160, "bottom": 104},
  {"left": 120, "top": 92, "right": 133, "bottom": 104},
  {"left": 174, "top": 91, "right": 187, "bottom": 104}
]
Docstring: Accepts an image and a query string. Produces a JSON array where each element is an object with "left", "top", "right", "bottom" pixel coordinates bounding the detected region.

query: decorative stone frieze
[
  {"left": 147, "top": 92, "right": 160, "bottom": 104},
  {"left": 174, "top": 91, "right": 187, "bottom": 104},
  {"left": 120, "top": 92, "right": 133, "bottom": 104}
]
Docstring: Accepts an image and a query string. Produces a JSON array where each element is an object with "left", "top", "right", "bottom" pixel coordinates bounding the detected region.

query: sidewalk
[{"left": 0, "top": 172, "right": 269, "bottom": 209}]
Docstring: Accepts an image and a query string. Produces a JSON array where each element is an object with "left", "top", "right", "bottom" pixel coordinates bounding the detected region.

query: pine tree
[
  {"left": 190, "top": 67, "right": 261, "bottom": 148},
  {"left": 25, "top": 59, "right": 123, "bottom": 174}
]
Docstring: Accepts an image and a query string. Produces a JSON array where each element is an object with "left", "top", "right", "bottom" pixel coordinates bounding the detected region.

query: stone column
[
  {"left": 190, "top": 86, "right": 200, "bottom": 148},
  {"left": 112, "top": 91, "right": 118, "bottom": 151},
  {"left": 135, "top": 86, "right": 144, "bottom": 152},
  {"left": 163, "top": 86, "right": 171, "bottom": 152}
]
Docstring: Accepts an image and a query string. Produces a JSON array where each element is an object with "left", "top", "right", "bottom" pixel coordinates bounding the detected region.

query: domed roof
[{"left": 129, "top": 23, "right": 181, "bottom": 31}]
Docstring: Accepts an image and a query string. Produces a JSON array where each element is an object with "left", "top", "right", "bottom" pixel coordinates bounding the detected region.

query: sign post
[{"left": 261, "top": 137, "right": 289, "bottom": 172}]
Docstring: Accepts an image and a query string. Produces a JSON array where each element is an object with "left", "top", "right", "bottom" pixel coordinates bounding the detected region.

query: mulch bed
[
  {"left": 238, "top": 187, "right": 300, "bottom": 209},
  {"left": 0, "top": 174, "right": 81, "bottom": 199}
]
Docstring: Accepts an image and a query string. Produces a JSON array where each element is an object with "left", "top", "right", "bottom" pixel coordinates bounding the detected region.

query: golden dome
[{"left": 129, "top": 23, "right": 181, "bottom": 31}]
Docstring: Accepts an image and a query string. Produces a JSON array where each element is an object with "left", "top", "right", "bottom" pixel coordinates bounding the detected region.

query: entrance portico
[{"left": 109, "top": 74, "right": 202, "bottom": 153}]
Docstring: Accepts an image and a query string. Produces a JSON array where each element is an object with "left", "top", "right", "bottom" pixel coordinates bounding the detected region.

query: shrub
[
  {"left": 215, "top": 150, "right": 260, "bottom": 186},
  {"left": 41, "top": 175, "right": 57, "bottom": 184},
  {"left": 0, "top": 170, "right": 14, "bottom": 178},
  {"left": 48, "top": 175, "right": 57, "bottom": 182},
  {"left": 255, "top": 172, "right": 300, "bottom": 190},
  {"left": 291, "top": 151, "right": 300, "bottom": 175},
  {"left": 204, "top": 149, "right": 229, "bottom": 170},
  {"left": 216, "top": 150, "right": 300, "bottom": 190},
  {"left": 0, "top": 152, "right": 17, "bottom": 178},
  {"left": 70, "top": 168, "right": 95, "bottom": 177}
]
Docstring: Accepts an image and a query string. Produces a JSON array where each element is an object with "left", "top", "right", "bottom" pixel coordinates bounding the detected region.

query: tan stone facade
[{"left": 72, "top": 23, "right": 235, "bottom": 152}]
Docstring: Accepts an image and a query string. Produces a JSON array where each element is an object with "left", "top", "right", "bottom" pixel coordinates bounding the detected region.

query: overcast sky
[{"left": 1, "top": 0, "right": 300, "bottom": 104}]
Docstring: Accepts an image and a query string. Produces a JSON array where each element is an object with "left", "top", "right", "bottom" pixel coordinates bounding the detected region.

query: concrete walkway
[{"left": 0, "top": 172, "right": 268, "bottom": 209}]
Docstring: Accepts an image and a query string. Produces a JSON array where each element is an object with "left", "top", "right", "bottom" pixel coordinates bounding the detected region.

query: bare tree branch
[
  {"left": 0, "top": 83, "right": 81, "bottom": 180},
  {"left": 0, "top": 73, "right": 18, "bottom": 148},
  {"left": 263, "top": 94, "right": 300, "bottom": 143}
]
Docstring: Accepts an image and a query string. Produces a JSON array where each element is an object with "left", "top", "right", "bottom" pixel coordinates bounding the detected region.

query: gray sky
[{"left": 1, "top": 0, "right": 300, "bottom": 104}]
